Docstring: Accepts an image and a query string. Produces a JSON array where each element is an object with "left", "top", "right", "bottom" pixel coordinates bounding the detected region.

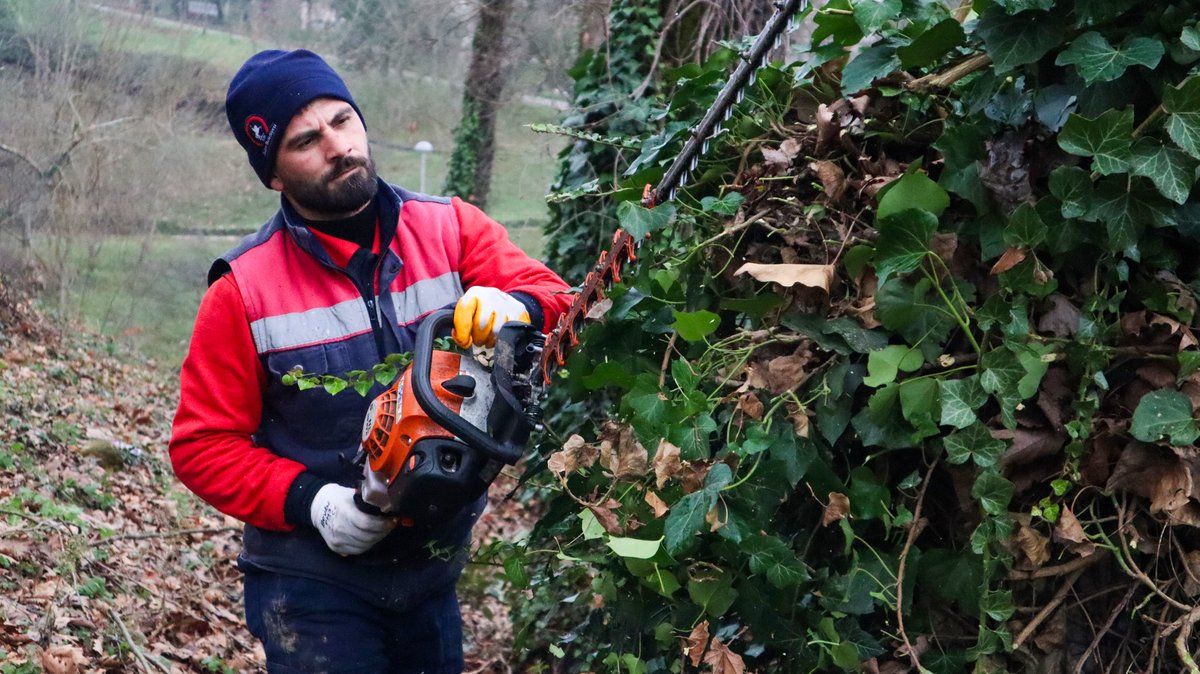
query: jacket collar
[{"left": 277, "top": 178, "right": 402, "bottom": 268}]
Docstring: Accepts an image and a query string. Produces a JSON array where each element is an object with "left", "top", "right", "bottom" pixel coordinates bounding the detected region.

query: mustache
[{"left": 325, "top": 155, "right": 370, "bottom": 182}]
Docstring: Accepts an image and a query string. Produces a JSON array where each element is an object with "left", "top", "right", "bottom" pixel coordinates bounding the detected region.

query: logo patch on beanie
[{"left": 244, "top": 115, "right": 269, "bottom": 147}]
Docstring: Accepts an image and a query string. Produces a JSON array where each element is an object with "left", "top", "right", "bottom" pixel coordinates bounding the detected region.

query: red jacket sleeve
[
  {"left": 168, "top": 274, "right": 306, "bottom": 532},
  {"left": 452, "top": 197, "right": 574, "bottom": 332}
]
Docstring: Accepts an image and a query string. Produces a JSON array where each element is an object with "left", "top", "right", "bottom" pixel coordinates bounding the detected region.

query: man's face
[{"left": 270, "top": 97, "right": 378, "bottom": 219}]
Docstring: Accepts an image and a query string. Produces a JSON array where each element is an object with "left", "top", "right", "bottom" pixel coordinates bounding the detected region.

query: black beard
[{"left": 283, "top": 152, "right": 379, "bottom": 217}]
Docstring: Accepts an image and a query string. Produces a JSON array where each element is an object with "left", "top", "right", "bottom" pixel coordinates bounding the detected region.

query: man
[{"left": 169, "top": 49, "right": 571, "bottom": 672}]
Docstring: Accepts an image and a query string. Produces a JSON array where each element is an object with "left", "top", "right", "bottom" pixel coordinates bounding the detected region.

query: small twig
[
  {"left": 1073, "top": 581, "right": 1139, "bottom": 674},
  {"left": 108, "top": 608, "right": 160, "bottom": 673},
  {"left": 1014, "top": 565, "right": 1089, "bottom": 650},
  {"left": 896, "top": 459, "right": 937, "bottom": 670},
  {"left": 906, "top": 54, "right": 993, "bottom": 92},
  {"left": 1009, "top": 549, "right": 1108, "bottom": 580},
  {"left": 1132, "top": 105, "right": 1165, "bottom": 140},
  {"left": 1172, "top": 607, "right": 1200, "bottom": 674},
  {"left": 92, "top": 525, "right": 241, "bottom": 546},
  {"left": 659, "top": 331, "right": 679, "bottom": 388}
]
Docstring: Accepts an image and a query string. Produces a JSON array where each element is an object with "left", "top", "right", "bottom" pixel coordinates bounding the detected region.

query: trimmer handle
[{"left": 412, "top": 310, "right": 522, "bottom": 465}]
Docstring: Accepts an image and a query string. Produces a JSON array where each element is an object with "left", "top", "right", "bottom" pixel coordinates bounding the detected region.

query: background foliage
[{"left": 504, "top": 0, "right": 1200, "bottom": 672}]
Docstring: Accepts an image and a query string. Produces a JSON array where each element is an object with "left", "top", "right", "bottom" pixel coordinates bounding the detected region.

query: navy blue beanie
[{"left": 225, "top": 49, "right": 365, "bottom": 187}]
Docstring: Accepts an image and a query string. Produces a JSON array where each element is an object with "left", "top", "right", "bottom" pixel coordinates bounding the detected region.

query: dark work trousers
[{"left": 242, "top": 568, "right": 465, "bottom": 673}]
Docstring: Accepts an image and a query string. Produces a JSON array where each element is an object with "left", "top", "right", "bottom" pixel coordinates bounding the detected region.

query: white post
[{"left": 414, "top": 141, "right": 434, "bottom": 193}]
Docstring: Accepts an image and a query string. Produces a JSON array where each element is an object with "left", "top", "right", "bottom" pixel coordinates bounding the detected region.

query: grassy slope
[{"left": 34, "top": 4, "right": 563, "bottom": 368}]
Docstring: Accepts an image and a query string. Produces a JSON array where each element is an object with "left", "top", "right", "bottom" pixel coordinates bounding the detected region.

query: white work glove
[
  {"left": 310, "top": 484, "right": 396, "bottom": 556},
  {"left": 452, "top": 286, "right": 531, "bottom": 349}
]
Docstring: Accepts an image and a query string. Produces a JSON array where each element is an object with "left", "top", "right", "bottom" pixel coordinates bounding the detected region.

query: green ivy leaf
[
  {"left": 898, "top": 18, "right": 966, "bottom": 68},
  {"left": 971, "top": 470, "right": 1015, "bottom": 516},
  {"left": 664, "top": 490, "right": 712, "bottom": 555},
  {"left": 877, "top": 172, "right": 949, "bottom": 220},
  {"left": 617, "top": 201, "right": 676, "bottom": 238},
  {"left": 606, "top": 536, "right": 662, "bottom": 559},
  {"left": 1048, "top": 166, "right": 1092, "bottom": 218},
  {"left": 1163, "top": 76, "right": 1200, "bottom": 160},
  {"left": 1130, "top": 389, "right": 1200, "bottom": 446},
  {"left": 975, "top": 8, "right": 1066, "bottom": 73},
  {"left": 852, "top": 384, "right": 914, "bottom": 449},
  {"left": 981, "top": 590, "right": 1016, "bottom": 621},
  {"left": 939, "top": 375, "right": 988, "bottom": 429},
  {"left": 852, "top": 0, "right": 901, "bottom": 33},
  {"left": 863, "top": 344, "right": 924, "bottom": 387},
  {"left": 1003, "top": 203, "right": 1047, "bottom": 248},
  {"left": 1054, "top": 32, "right": 1164, "bottom": 85},
  {"left": 980, "top": 348, "right": 1026, "bottom": 428},
  {"left": 872, "top": 209, "right": 938, "bottom": 286},
  {"left": 671, "top": 310, "right": 721, "bottom": 341},
  {"left": 1085, "top": 177, "right": 1175, "bottom": 252},
  {"left": 1057, "top": 108, "right": 1133, "bottom": 175},
  {"left": 296, "top": 376, "right": 318, "bottom": 391},
  {"left": 848, "top": 466, "right": 891, "bottom": 520},
  {"left": 743, "top": 535, "right": 810, "bottom": 588},
  {"left": 995, "top": 0, "right": 1053, "bottom": 11},
  {"left": 1129, "top": 138, "right": 1198, "bottom": 205},
  {"left": 700, "top": 192, "right": 745, "bottom": 215},
  {"left": 374, "top": 363, "right": 398, "bottom": 386},
  {"left": 841, "top": 43, "right": 901, "bottom": 94},
  {"left": 687, "top": 569, "right": 738, "bottom": 617},
  {"left": 899, "top": 378, "right": 939, "bottom": 441},
  {"left": 944, "top": 423, "right": 1007, "bottom": 468}
]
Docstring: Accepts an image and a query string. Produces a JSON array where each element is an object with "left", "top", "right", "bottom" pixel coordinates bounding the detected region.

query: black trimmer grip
[{"left": 412, "top": 310, "right": 522, "bottom": 465}]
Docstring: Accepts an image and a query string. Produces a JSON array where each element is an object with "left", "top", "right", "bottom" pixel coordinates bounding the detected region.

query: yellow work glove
[{"left": 452, "top": 286, "right": 531, "bottom": 349}]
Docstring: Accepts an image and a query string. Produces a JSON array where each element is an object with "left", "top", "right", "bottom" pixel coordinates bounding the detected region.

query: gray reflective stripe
[
  {"left": 250, "top": 297, "right": 373, "bottom": 353},
  {"left": 391, "top": 271, "right": 463, "bottom": 325}
]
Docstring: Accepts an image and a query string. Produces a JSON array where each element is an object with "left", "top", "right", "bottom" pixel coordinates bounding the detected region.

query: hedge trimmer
[{"left": 353, "top": 0, "right": 805, "bottom": 527}]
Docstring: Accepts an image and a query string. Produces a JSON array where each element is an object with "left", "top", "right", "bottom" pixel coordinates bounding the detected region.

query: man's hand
[
  {"left": 309, "top": 484, "right": 396, "bottom": 555},
  {"left": 452, "top": 286, "right": 530, "bottom": 348}
]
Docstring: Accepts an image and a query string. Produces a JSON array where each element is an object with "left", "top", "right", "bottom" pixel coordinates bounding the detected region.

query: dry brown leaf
[
  {"left": 585, "top": 297, "right": 614, "bottom": 321},
  {"left": 809, "top": 160, "right": 847, "bottom": 202},
  {"left": 1150, "top": 314, "right": 1199, "bottom": 350},
  {"left": 1015, "top": 524, "right": 1049, "bottom": 568},
  {"left": 40, "top": 645, "right": 85, "bottom": 674},
  {"left": 788, "top": 404, "right": 811, "bottom": 438},
  {"left": 1121, "top": 310, "right": 1149, "bottom": 336},
  {"left": 762, "top": 147, "right": 793, "bottom": 167},
  {"left": 547, "top": 434, "right": 599, "bottom": 477},
  {"left": 644, "top": 490, "right": 669, "bottom": 518},
  {"left": 989, "top": 247, "right": 1027, "bottom": 275},
  {"left": 598, "top": 424, "right": 648, "bottom": 480},
  {"left": 587, "top": 498, "right": 623, "bottom": 535},
  {"left": 703, "top": 637, "right": 746, "bottom": 674},
  {"left": 815, "top": 103, "right": 837, "bottom": 152},
  {"left": 735, "top": 262, "right": 835, "bottom": 292},
  {"left": 822, "top": 492, "right": 851, "bottom": 527},
  {"left": 686, "top": 620, "right": 710, "bottom": 667},
  {"left": 679, "top": 461, "right": 712, "bottom": 494},
  {"left": 996, "top": 428, "right": 1065, "bottom": 470},
  {"left": 1037, "top": 294, "right": 1081, "bottom": 338},
  {"left": 1107, "top": 443, "right": 1193, "bottom": 517},
  {"left": 1053, "top": 506, "right": 1096, "bottom": 557},
  {"left": 705, "top": 503, "right": 724, "bottom": 532},
  {"left": 779, "top": 138, "right": 803, "bottom": 159},
  {"left": 1183, "top": 550, "right": 1200, "bottom": 596},
  {"left": 737, "top": 392, "right": 765, "bottom": 421},
  {"left": 653, "top": 440, "right": 683, "bottom": 489},
  {"left": 765, "top": 352, "right": 813, "bottom": 395}
]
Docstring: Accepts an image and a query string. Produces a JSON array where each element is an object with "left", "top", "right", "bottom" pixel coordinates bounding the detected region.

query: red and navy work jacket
[{"left": 169, "top": 181, "right": 572, "bottom": 608}]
